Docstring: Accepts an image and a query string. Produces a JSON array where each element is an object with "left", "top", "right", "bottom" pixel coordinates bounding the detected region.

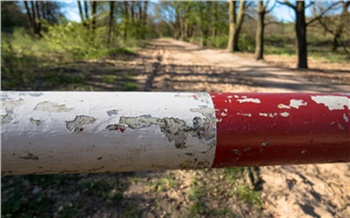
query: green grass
[
  {"left": 148, "top": 173, "right": 178, "bottom": 193},
  {"left": 1, "top": 174, "right": 129, "bottom": 218}
]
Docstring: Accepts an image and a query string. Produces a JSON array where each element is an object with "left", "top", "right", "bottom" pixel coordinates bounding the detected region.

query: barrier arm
[{"left": 1, "top": 92, "right": 349, "bottom": 175}]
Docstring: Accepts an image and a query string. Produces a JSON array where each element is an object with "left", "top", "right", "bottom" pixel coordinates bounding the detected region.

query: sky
[{"left": 61, "top": 1, "right": 314, "bottom": 24}]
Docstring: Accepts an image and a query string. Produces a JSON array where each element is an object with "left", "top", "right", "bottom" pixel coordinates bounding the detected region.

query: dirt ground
[
  {"left": 2, "top": 38, "right": 350, "bottom": 217},
  {"left": 123, "top": 38, "right": 350, "bottom": 217}
]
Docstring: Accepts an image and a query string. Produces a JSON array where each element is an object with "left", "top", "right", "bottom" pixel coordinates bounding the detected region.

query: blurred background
[{"left": 1, "top": 1, "right": 350, "bottom": 217}]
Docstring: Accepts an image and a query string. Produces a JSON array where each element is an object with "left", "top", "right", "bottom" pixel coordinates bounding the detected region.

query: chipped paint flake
[
  {"left": 237, "top": 112, "right": 252, "bottom": 117},
  {"left": 290, "top": 99, "right": 307, "bottom": 109},
  {"left": 1, "top": 99, "right": 24, "bottom": 124},
  {"left": 117, "top": 113, "right": 215, "bottom": 149},
  {"left": 35, "top": 101, "right": 72, "bottom": 112},
  {"left": 107, "top": 109, "right": 119, "bottom": 116},
  {"left": 344, "top": 114, "right": 349, "bottom": 123},
  {"left": 30, "top": 118, "right": 41, "bottom": 126},
  {"left": 280, "top": 112, "right": 290, "bottom": 117},
  {"left": 66, "top": 115, "right": 96, "bottom": 133},
  {"left": 278, "top": 104, "right": 291, "bottom": 109},
  {"left": 311, "top": 95, "right": 349, "bottom": 111},
  {"left": 259, "top": 113, "right": 268, "bottom": 117},
  {"left": 262, "top": 141, "right": 270, "bottom": 147},
  {"left": 269, "top": 113, "right": 277, "bottom": 118},
  {"left": 237, "top": 97, "right": 261, "bottom": 104}
]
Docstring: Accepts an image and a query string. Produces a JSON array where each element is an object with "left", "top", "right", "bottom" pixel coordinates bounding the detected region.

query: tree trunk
[
  {"left": 295, "top": 1, "right": 308, "bottom": 69},
  {"left": 84, "top": 1, "right": 89, "bottom": 24},
  {"left": 227, "top": 1, "right": 237, "bottom": 51},
  {"left": 138, "top": 2, "right": 142, "bottom": 22},
  {"left": 228, "top": 0, "right": 246, "bottom": 52},
  {"left": 123, "top": 1, "right": 129, "bottom": 41},
  {"left": 35, "top": 1, "right": 42, "bottom": 36},
  {"left": 212, "top": 1, "right": 218, "bottom": 40},
  {"left": 143, "top": 1, "right": 148, "bottom": 25},
  {"left": 90, "top": 1, "right": 97, "bottom": 32},
  {"left": 255, "top": 1, "right": 265, "bottom": 60},
  {"left": 24, "top": 1, "right": 35, "bottom": 34},
  {"left": 77, "top": 0, "right": 86, "bottom": 25},
  {"left": 108, "top": 1, "right": 114, "bottom": 44},
  {"left": 130, "top": 1, "right": 135, "bottom": 23}
]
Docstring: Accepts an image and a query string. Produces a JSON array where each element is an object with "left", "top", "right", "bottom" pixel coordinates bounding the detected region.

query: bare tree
[
  {"left": 317, "top": 1, "right": 350, "bottom": 52},
  {"left": 255, "top": 1, "right": 276, "bottom": 60},
  {"left": 23, "top": 1, "right": 42, "bottom": 37},
  {"left": 90, "top": 1, "right": 97, "bottom": 32},
  {"left": 108, "top": 1, "right": 115, "bottom": 44},
  {"left": 278, "top": 0, "right": 340, "bottom": 69},
  {"left": 227, "top": 0, "right": 247, "bottom": 52}
]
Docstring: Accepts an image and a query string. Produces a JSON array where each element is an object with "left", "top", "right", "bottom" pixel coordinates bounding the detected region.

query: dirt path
[{"left": 120, "top": 38, "right": 350, "bottom": 217}]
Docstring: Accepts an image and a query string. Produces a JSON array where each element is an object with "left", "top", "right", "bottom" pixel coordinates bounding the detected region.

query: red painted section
[{"left": 211, "top": 93, "right": 350, "bottom": 167}]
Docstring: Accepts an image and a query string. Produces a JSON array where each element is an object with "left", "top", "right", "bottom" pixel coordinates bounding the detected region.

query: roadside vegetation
[{"left": 1, "top": 1, "right": 349, "bottom": 217}]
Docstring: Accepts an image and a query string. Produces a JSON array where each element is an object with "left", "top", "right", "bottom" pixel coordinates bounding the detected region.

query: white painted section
[
  {"left": 1, "top": 92, "right": 216, "bottom": 175},
  {"left": 311, "top": 95, "right": 350, "bottom": 111},
  {"left": 289, "top": 99, "right": 307, "bottom": 109}
]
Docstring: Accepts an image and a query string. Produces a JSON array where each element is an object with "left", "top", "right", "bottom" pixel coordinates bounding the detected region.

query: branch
[
  {"left": 266, "top": 1, "right": 277, "bottom": 13},
  {"left": 317, "top": 17, "right": 336, "bottom": 35},
  {"left": 277, "top": 0, "right": 296, "bottom": 10},
  {"left": 306, "top": 2, "right": 342, "bottom": 26},
  {"left": 305, "top": 1, "right": 315, "bottom": 9}
]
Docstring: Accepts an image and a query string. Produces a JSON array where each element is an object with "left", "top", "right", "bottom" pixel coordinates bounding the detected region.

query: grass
[
  {"left": 147, "top": 173, "right": 178, "bottom": 193},
  {"left": 1, "top": 28, "right": 140, "bottom": 217},
  {"left": 1, "top": 174, "right": 129, "bottom": 218}
]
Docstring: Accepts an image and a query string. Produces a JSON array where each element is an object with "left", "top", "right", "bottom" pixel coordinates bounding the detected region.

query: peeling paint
[
  {"left": 261, "top": 141, "right": 270, "bottom": 147},
  {"left": 2, "top": 91, "right": 216, "bottom": 174},
  {"left": 237, "top": 112, "right": 252, "bottom": 117},
  {"left": 1, "top": 99, "right": 24, "bottom": 124},
  {"left": 280, "top": 112, "right": 290, "bottom": 117},
  {"left": 1, "top": 114, "right": 13, "bottom": 124},
  {"left": 311, "top": 95, "right": 349, "bottom": 111},
  {"left": 66, "top": 115, "right": 96, "bottom": 133},
  {"left": 237, "top": 97, "right": 261, "bottom": 104},
  {"left": 116, "top": 111, "right": 215, "bottom": 149},
  {"left": 290, "top": 99, "right": 307, "bottom": 109},
  {"left": 259, "top": 113, "right": 268, "bottom": 117},
  {"left": 35, "top": 101, "right": 72, "bottom": 112},
  {"left": 106, "top": 124, "right": 127, "bottom": 132},
  {"left": 30, "top": 118, "right": 42, "bottom": 126},
  {"left": 344, "top": 114, "right": 349, "bottom": 123},
  {"left": 107, "top": 109, "right": 119, "bottom": 116},
  {"left": 278, "top": 104, "right": 291, "bottom": 109}
]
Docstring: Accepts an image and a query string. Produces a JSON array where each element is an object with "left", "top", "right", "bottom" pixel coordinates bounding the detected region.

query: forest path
[
  {"left": 134, "top": 38, "right": 350, "bottom": 93},
  {"left": 122, "top": 38, "right": 350, "bottom": 217}
]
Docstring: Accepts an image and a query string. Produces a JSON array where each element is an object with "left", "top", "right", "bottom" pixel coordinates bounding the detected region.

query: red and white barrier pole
[{"left": 1, "top": 92, "right": 349, "bottom": 175}]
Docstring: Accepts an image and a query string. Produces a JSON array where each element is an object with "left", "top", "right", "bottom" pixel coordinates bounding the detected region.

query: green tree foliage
[{"left": 1, "top": 1, "right": 28, "bottom": 32}]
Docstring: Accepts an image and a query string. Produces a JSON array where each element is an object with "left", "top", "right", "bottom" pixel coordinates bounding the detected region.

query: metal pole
[{"left": 1, "top": 92, "right": 349, "bottom": 175}]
